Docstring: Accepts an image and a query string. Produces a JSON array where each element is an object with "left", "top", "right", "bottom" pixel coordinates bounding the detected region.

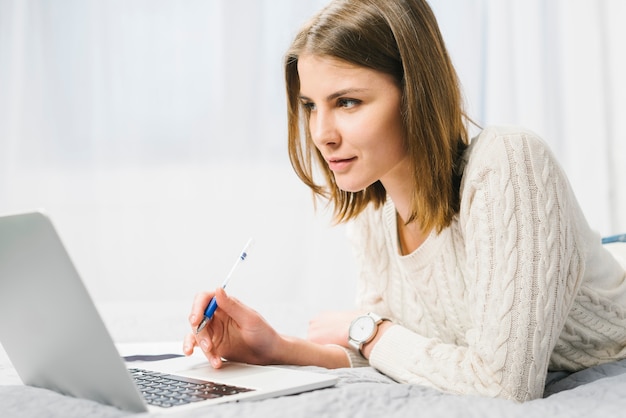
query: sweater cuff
[
  {"left": 368, "top": 325, "right": 430, "bottom": 379},
  {"left": 328, "top": 344, "right": 369, "bottom": 368}
]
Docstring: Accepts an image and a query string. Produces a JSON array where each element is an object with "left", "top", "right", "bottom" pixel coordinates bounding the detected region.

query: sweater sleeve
[{"left": 368, "top": 127, "right": 588, "bottom": 401}]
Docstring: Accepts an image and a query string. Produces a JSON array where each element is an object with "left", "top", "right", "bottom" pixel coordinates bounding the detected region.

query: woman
[{"left": 183, "top": 0, "right": 626, "bottom": 401}]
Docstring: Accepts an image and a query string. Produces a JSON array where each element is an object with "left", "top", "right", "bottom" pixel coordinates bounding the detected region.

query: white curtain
[
  {"left": 1, "top": 0, "right": 624, "bottom": 340},
  {"left": 431, "top": 0, "right": 626, "bottom": 234}
]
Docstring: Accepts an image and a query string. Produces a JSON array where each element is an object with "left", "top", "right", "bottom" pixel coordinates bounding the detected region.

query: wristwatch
[{"left": 348, "top": 312, "right": 386, "bottom": 356}]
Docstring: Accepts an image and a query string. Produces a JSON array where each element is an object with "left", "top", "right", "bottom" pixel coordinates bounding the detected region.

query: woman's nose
[{"left": 310, "top": 110, "right": 339, "bottom": 147}]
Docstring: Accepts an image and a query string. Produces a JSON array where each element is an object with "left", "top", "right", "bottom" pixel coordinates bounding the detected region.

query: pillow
[{"left": 604, "top": 242, "right": 626, "bottom": 270}]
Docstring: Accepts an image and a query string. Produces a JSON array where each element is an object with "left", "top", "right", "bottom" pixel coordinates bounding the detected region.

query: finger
[
  {"left": 182, "top": 332, "right": 198, "bottom": 356},
  {"left": 209, "top": 354, "right": 224, "bottom": 369},
  {"left": 193, "top": 332, "right": 225, "bottom": 369},
  {"left": 195, "top": 333, "right": 212, "bottom": 353},
  {"left": 189, "top": 291, "right": 215, "bottom": 327}
]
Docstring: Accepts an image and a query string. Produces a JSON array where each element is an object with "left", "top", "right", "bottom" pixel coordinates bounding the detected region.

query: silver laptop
[{"left": 0, "top": 210, "right": 337, "bottom": 413}]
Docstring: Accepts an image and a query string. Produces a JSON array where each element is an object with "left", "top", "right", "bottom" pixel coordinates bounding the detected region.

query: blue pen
[{"left": 196, "top": 238, "right": 254, "bottom": 334}]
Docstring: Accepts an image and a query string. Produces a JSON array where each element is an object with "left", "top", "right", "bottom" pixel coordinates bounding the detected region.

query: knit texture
[{"left": 346, "top": 126, "right": 626, "bottom": 401}]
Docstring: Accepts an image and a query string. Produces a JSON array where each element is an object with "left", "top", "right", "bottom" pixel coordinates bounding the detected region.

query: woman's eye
[
  {"left": 338, "top": 98, "right": 360, "bottom": 108},
  {"left": 301, "top": 101, "right": 316, "bottom": 111}
]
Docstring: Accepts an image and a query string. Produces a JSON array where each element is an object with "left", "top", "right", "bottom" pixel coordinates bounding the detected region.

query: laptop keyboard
[{"left": 129, "top": 368, "right": 255, "bottom": 408}]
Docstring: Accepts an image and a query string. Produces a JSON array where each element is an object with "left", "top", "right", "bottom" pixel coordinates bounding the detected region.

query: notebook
[{"left": 0, "top": 210, "right": 337, "bottom": 413}]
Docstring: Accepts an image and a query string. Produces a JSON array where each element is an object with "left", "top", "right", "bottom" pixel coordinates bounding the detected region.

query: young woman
[{"left": 183, "top": 0, "right": 626, "bottom": 402}]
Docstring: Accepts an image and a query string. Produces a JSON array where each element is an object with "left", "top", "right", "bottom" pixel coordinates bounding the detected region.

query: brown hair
[{"left": 285, "top": 0, "right": 469, "bottom": 232}]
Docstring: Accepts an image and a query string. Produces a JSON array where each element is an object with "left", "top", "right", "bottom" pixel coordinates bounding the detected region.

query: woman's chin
[
  {"left": 335, "top": 181, "right": 368, "bottom": 194},
  {"left": 333, "top": 173, "right": 374, "bottom": 193}
]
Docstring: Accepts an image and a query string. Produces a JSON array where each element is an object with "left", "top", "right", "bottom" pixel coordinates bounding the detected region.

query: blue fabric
[{"left": 602, "top": 234, "right": 626, "bottom": 244}]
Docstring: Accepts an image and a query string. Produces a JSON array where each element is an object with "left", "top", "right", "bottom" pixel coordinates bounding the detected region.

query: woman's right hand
[{"left": 183, "top": 287, "right": 282, "bottom": 368}]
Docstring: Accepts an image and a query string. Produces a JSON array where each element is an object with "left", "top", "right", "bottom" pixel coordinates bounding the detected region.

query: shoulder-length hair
[{"left": 285, "top": 0, "right": 469, "bottom": 232}]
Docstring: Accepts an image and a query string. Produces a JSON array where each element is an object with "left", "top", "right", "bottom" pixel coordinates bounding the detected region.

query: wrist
[
  {"left": 347, "top": 312, "right": 390, "bottom": 358},
  {"left": 279, "top": 335, "right": 350, "bottom": 368},
  {"left": 360, "top": 320, "right": 392, "bottom": 359}
]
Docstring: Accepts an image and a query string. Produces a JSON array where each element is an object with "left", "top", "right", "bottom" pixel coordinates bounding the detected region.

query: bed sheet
[{"left": 1, "top": 355, "right": 625, "bottom": 418}]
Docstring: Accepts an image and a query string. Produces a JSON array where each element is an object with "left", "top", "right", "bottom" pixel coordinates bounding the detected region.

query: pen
[{"left": 195, "top": 238, "right": 254, "bottom": 334}]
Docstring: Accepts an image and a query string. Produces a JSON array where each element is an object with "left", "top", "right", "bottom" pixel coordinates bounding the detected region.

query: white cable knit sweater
[{"left": 345, "top": 126, "right": 626, "bottom": 402}]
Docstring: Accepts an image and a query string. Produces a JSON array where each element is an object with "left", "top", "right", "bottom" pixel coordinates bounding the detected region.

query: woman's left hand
[{"left": 307, "top": 310, "right": 363, "bottom": 347}]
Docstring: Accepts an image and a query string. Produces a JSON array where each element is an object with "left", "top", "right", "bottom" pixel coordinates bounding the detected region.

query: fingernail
[
  {"left": 190, "top": 314, "right": 197, "bottom": 323},
  {"left": 200, "top": 339, "right": 209, "bottom": 352},
  {"left": 211, "top": 357, "right": 219, "bottom": 367}
]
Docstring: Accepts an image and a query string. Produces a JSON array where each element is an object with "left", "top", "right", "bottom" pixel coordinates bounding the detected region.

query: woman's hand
[
  {"left": 307, "top": 310, "right": 363, "bottom": 347},
  {"left": 183, "top": 287, "right": 282, "bottom": 368}
]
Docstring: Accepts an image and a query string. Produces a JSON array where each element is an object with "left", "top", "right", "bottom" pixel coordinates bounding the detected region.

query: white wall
[{"left": 30, "top": 161, "right": 358, "bottom": 342}]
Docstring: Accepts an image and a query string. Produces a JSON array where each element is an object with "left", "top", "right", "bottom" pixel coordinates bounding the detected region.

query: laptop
[{"left": 0, "top": 210, "right": 337, "bottom": 413}]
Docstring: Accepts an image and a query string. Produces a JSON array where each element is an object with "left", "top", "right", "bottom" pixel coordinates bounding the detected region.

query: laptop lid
[
  {"left": 0, "top": 211, "right": 337, "bottom": 413},
  {"left": 0, "top": 210, "right": 148, "bottom": 412}
]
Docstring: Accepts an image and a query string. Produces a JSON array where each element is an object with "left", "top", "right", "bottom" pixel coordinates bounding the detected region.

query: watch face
[{"left": 350, "top": 316, "right": 376, "bottom": 342}]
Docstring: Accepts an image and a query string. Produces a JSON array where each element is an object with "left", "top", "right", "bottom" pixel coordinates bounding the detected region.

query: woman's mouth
[{"left": 327, "top": 157, "right": 357, "bottom": 172}]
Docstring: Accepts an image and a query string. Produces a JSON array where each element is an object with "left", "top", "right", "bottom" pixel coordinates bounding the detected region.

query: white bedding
[{"left": 1, "top": 354, "right": 625, "bottom": 418}]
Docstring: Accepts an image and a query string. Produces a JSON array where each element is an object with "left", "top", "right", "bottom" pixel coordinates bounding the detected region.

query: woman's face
[{"left": 297, "top": 54, "right": 410, "bottom": 193}]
